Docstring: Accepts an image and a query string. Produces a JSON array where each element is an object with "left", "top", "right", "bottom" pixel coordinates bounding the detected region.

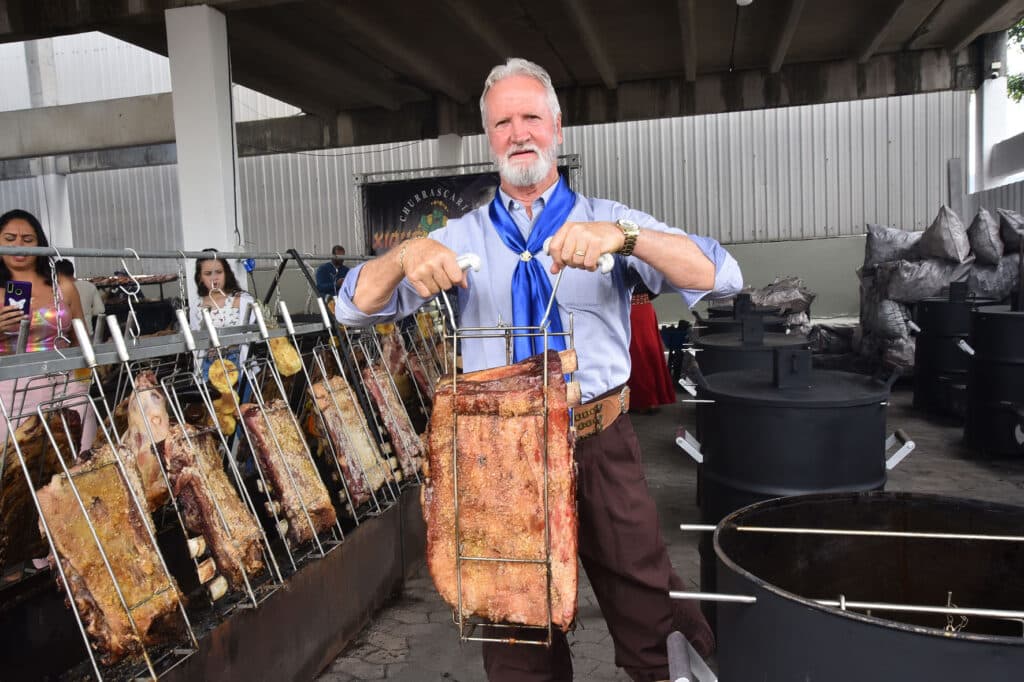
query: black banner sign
[
  {"left": 362, "top": 173, "right": 499, "bottom": 255},
  {"left": 361, "top": 166, "right": 573, "bottom": 255}
]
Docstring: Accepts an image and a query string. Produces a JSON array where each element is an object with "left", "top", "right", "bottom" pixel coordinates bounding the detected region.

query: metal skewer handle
[
  {"left": 175, "top": 309, "right": 196, "bottom": 351},
  {"left": 678, "top": 523, "right": 1024, "bottom": 543},
  {"left": 201, "top": 308, "right": 221, "bottom": 348},
  {"left": 105, "top": 313, "right": 130, "bottom": 362},
  {"left": 71, "top": 318, "right": 96, "bottom": 368}
]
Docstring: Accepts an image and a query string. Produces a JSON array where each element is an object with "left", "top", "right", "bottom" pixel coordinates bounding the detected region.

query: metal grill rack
[
  {"left": 339, "top": 323, "right": 425, "bottom": 487},
  {"left": 435, "top": 254, "right": 578, "bottom": 648},
  {"left": 0, "top": 245, "right": 396, "bottom": 680},
  {"left": 211, "top": 304, "right": 345, "bottom": 570},
  {"left": 280, "top": 300, "right": 399, "bottom": 524},
  {"left": 0, "top": 337, "right": 199, "bottom": 681}
]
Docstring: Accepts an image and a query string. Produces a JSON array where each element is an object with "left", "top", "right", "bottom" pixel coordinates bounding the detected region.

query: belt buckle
[{"left": 618, "top": 386, "right": 628, "bottom": 414}]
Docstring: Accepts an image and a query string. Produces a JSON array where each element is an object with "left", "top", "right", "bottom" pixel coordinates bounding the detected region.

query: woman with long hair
[
  {"left": 189, "top": 251, "right": 254, "bottom": 376},
  {"left": 0, "top": 208, "right": 94, "bottom": 452}
]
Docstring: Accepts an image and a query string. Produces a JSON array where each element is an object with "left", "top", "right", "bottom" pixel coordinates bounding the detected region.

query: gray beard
[{"left": 495, "top": 144, "right": 557, "bottom": 187}]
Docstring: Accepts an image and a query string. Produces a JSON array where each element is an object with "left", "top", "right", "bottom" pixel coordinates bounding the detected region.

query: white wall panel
[
  {"left": 0, "top": 178, "right": 41, "bottom": 217},
  {"left": 0, "top": 43, "right": 31, "bottom": 111},
  {"left": 67, "top": 165, "right": 181, "bottom": 277}
]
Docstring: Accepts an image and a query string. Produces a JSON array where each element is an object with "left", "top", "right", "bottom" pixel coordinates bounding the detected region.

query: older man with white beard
[{"left": 335, "top": 58, "right": 742, "bottom": 682}]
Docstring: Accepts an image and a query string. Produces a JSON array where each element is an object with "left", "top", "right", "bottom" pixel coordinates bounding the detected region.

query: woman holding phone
[{"left": 0, "top": 209, "right": 93, "bottom": 452}]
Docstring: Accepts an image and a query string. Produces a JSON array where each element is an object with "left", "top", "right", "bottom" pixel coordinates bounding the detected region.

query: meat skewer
[
  {"left": 164, "top": 309, "right": 289, "bottom": 582},
  {"left": 9, "top": 320, "right": 200, "bottom": 678},
  {"left": 233, "top": 304, "right": 342, "bottom": 556},
  {"left": 0, "top": 409, "right": 82, "bottom": 570},
  {"left": 276, "top": 302, "right": 393, "bottom": 521},
  {"left": 425, "top": 349, "right": 578, "bottom": 632}
]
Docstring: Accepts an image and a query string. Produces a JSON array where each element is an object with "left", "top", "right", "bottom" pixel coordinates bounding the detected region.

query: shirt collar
[{"left": 497, "top": 177, "right": 560, "bottom": 214}]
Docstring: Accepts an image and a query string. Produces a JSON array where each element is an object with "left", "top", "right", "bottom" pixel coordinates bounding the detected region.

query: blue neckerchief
[{"left": 488, "top": 177, "right": 577, "bottom": 362}]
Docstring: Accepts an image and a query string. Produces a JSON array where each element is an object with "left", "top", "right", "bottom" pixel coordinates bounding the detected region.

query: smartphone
[{"left": 4, "top": 280, "right": 32, "bottom": 318}]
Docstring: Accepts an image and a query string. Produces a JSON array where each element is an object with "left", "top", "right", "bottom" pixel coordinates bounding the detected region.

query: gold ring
[{"left": 574, "top": 250, "right": 586, "bottom": 257}]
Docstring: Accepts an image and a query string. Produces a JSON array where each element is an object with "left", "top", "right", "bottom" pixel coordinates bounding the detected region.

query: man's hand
[
  {"left": 400, "top": 238, "right": 469, "bottom": 297},
  {"left": 547, "top": 221, "right": 625, "bottom": 274}
]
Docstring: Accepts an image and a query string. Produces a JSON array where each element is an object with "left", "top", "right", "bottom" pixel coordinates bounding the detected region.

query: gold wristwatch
[{"left": 615, "top": 218, "right": 640, "bottom": 256}]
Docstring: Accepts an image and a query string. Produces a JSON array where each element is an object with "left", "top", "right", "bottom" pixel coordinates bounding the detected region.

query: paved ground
[{"left": 318, "top": 385, "right": 1024, "bottom": 681}]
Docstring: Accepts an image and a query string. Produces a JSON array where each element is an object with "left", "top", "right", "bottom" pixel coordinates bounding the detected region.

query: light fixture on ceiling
[{"left": 736, "top": 0, "right": 753, "bottom": 6}]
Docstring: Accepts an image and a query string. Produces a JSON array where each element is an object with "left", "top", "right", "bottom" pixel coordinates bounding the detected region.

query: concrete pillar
[
  {"left": 972, "top": 31, "right": 1009, "bottom": 193},
  {"left": 24, "top": 38, "right": 74, "bottom": 249},
  {"left": 437, "top": 133, "right": 463, "bottom": 167},
  {"left": 165, "top": 5, "right": 245, "bottom": 300}
]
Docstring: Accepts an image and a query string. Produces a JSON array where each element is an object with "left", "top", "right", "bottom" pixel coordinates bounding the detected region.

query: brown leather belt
[{"left": 574, "top": 385, "right": 630, "bottom": 440}]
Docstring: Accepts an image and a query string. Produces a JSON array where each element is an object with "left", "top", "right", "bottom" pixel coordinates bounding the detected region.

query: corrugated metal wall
[
  {"left": 67, "top": 165, "right": 182, "bottom": 276},
  {"left": 465, "top": 90, "right": 969, "bottom": 241},
  {"left": 971, "top": 177, "right": 1024, "bottom": 216}
]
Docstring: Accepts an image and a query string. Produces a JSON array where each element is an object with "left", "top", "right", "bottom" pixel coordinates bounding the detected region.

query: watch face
[{"left": 618, "top": 218, "right": 639, "bottom": 230}]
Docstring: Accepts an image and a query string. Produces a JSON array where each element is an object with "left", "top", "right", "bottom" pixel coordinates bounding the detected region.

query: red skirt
[{"left": 627, "top": 299, "right": 676, "bottom": 411}]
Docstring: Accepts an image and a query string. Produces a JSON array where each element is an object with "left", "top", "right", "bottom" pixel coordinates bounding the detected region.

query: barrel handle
[
  {"left": 667, "top": 631, "right": 718, "bottom": 682},
  {"left": 885, "top": 429, "right": 916, "bottom": 470},
  {"left": 906, "top": 319, "right": 922, "bottom": 334},
  {"left": 996, "top": 402, "right": 1024, "bottom": 450},
  {"left": 957, "top": 339, "right": 975, "bottom": 356},
  {"left": 675, "top": 429, "right": 704, "bottom": 464}
]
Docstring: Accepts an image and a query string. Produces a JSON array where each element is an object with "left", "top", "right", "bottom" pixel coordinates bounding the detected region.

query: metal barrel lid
[
  {"left": 700, "top": 348, "right": 891, "bottom": 408},
  {"left": 695, "top": 331, "right": 808, "bottom": 351}
]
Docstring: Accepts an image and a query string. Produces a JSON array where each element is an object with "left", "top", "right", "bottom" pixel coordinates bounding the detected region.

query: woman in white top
[{"left": 190, "top": 252, "right": 254, "bottom": 376}]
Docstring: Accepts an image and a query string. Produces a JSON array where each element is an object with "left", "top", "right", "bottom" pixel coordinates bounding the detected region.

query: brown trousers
[{"left": 482, "top": 415, "right": 713, "bottom": 681}]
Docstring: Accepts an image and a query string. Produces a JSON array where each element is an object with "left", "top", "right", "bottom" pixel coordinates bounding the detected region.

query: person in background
[
  {"left": 53, "top": 259, "right": 104, "bottom": 335},
  {"left": 190, "top": 251, "right": 254, "bottom": 376},
  {"left": 0, "top": 209, "right": 95, "bottom": 454},
  {"left": 335, "top": 58, "right": 742, "bottom": 681},
  {"left": 627, "top": 282, "right": 677, "bottom": 414},
  {"left": 315, "top": 245, "right": 349, "bottom": 297}
]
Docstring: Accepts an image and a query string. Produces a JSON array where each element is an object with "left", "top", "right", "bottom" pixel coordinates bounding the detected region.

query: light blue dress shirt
[{"left": 336, "top": 185, "right": 743, "bottom": 402}]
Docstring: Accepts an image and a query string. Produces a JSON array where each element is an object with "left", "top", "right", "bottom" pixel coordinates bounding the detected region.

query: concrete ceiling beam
[
  {"left": 320, "top": 1, "right": 471, "bottom": 103},
  {"left": 950, "top": 0, "right": 1020, "bottom": 53},
  {"left": 229, "top": 18, "right": 402, "bottom": 112},
  {"left": 440, "top": 0, "right": 517, "bottom": 64},
  {"left": 676, "top": 0, "right": 697, "bottom": 82},
  {"left": 561, "top": 0, "right": 617, "bottom": 89},
  {"left": 770, "top": 0, "right": 806, "bottom": 73},
  {"left": 858, "top": 0, "right": 908, "bottom": 63}
]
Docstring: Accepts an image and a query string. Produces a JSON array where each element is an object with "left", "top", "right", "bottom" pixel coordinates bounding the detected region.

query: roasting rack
[
  {"left": 437, "top": 248, "right": 610, "bottom": 647},
  {"left": 0, "top": 330, "right": 199, "bottom": 681},
  {"left": 282, "top": 300, "right": 399, "bottom": 524},
  {"left": 216, "top": 303, "right": 345, "bottom": 570},
  {"left": 339, "top": 323, "right": 426, "bottom": 488},
  {"left": 674, "top": 522, "right": 1024, "bottom": 633},
  {"left": 96, "top": 314, "right": 288, "bottom": 612},
  {"left": 375, "top": 321, "right": 432, "bottom": 421}
]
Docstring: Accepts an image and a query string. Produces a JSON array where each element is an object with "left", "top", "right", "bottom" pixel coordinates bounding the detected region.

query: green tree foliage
[{"left": 1010, "top": 19, "right": 1024, "bottom": 102}]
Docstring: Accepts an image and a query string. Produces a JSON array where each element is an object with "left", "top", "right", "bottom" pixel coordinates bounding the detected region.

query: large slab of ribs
[
  {"left": 423, "top": 350, "right": 578, "bottom": 631},
  {"left": 0, "top": 410, "right": 81, "bottom": 569},
  {"left": 241, "top": 400, "right": 336, "bottom": 545},
  {"left": 120, "top": 370, "right": 171, "bottom": 511},
  {"left": 160, "top": 425, "right": 264, "bottom": 593},
  {"left": 36, "top": 446, "right": 184, "bottom": 665},
  {"left": 361, "top": 363, "right": 424, "bottom": 480},
  {"left": 310, "top": 376, "right": 389, "bottom": 508}
]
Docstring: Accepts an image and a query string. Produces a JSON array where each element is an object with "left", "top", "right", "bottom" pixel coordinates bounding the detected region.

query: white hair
[{"left": 479, "top": 58, "right": 561, "bottom": 130}]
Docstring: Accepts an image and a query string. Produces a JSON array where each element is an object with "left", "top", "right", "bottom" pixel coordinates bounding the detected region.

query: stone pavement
[{"left": 318, "top": 386, "right": 1024, "bottom": 681}]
